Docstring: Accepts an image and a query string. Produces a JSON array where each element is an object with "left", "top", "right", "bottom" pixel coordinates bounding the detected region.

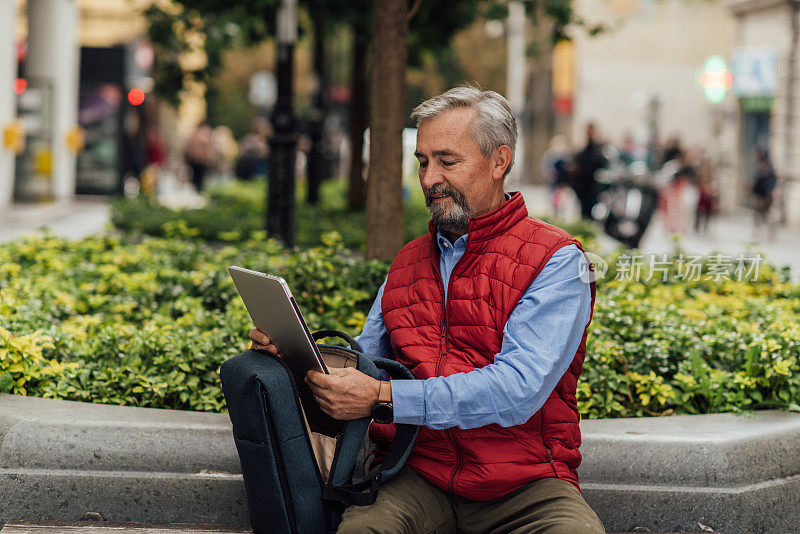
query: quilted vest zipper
[
  {"left": 434, "top": 252, "right": 463, "bottom": 495},
  {"left": 539, "top": 409, "right": 559, "bottom": 478}
]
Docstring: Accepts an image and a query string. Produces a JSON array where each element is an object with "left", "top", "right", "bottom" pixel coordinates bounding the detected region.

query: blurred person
[
  {"left": 140, "top": 126, "right": 168, "bottom": 195},
  {"left": 145, "top": 126, "right": 167, "bottom": 168},
  {"left": 296, "top": 134, "right": 311, "bottom": 179},
  {"left": 690, "top": 151, "right": 717, "bottom": 234},
  {"left": 694, "top": 174, "right": 715, "bottom": 234},
  {"left": 618, "top": 133, "right": 638, "bottom": 166},
  {"left": 184, "top": 120, "right": 214, "bottom": 192},
  {"left": 121, "top": 110, "right": 145, "bottom": 194},
  {"left": 659, "top": 165, "right": 699, "bottom": 236},
  {"left": 236, "top": 117, "right": 270, "bottom": 180},
  {"left": 540, "top": 135, "right": 573, "bottom": 218},
  {"left": 661, "top": 135, "right": 683, "bottom": 167},
  {"left": 572, "top": 122, "right": 607, "bottom": 220},
  {"left": 751, "top": 149, "right": 778, "bottom": 241},
  {"left": 653, "top": 143, "right": 684, "bottom": 190},
  {"left": 212, "top": 125, "right": 239, "bottom": 179}
]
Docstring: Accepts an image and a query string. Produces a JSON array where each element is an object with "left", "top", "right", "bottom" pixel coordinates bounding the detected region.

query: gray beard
[{"left": 425, "top": 184, "right": 475, "bottom": 234}]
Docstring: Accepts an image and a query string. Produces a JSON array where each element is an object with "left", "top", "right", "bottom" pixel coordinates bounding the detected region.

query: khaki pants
[{"left": 337, "top": 466, "right": 605, "bottom": 534}]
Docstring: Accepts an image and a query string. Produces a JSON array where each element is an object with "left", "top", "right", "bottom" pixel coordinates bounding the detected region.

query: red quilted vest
[{"left": 369, "top": 192, "right": 596, "bottom": 500}]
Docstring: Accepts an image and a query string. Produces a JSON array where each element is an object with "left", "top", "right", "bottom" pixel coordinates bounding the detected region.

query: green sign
[
  {"left": 740, "top": 96, "right": 773, "bottom": 113},
  {"left": 696, "top": 55, "right": 733, "bottom": 104}
]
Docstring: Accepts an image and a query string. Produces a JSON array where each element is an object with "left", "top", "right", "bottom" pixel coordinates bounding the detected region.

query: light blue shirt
[{"left": 357, "top": 231, "right": 593, "bottom": 430}]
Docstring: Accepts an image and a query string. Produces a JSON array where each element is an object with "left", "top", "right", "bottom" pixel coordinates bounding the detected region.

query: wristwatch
[{"left": 371, "top": 381, "right": 393, "bottom": 424}]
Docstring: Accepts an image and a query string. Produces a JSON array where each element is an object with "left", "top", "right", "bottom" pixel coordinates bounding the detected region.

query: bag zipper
[{"left": 261, "top": 387, "right": 299, "bottom": 533}]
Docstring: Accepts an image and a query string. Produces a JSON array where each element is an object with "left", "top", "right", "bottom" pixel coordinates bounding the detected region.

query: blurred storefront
[
  {"left": 0, "top": 0, "right": 203, "bottom": 210},
  {"left": 570, "top": 0, "right": 740, "bottom": 213},
  {"left": 728, "top": 0, "right": 800, "bottom": 227}
]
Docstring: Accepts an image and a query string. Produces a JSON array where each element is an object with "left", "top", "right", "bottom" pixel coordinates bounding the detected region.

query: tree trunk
[
  {"left": 365, "top": 0, "right": 407, "bottom": 259},
  {"left": 347, "top": 35, "right": 368, "bottom": 211}
]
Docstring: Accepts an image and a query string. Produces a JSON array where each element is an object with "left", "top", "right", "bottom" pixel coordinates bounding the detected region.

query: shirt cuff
[{"left": 388, "top": 379, "right": 425, "bottom": 425}]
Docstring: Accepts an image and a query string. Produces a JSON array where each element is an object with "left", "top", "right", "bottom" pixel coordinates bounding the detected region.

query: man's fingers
[
  {"left": 248, "top": 329, "right": 280, "bottom": 355},
  {"left": 306, "top": 370, "right": 331, "bottom": 388},
  {"left": 248, "top": 328, "right": 271, "bottom": 346}
]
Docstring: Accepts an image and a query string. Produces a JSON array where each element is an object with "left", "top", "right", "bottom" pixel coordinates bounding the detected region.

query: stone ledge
[
  {"left": 579, "top": 412, "right": 800, "bottom": 533},
  {"left": 1, "top": 394, "right": 799, "bottom": 533},
  {"left": 0, "top": 394, "right": 247, "bottom": 527},
  {"left": 0, "top": 520, "right": 253, "bottom": 533}
]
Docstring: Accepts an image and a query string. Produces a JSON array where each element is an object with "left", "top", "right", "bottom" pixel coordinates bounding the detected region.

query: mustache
[{"left": 425, "top": 184, "right": 459, "bottom": 206}]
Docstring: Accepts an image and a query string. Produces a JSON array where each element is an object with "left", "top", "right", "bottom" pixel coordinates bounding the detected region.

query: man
[{"left": 250, "top": 86, "right": 603, "bottom": 533}]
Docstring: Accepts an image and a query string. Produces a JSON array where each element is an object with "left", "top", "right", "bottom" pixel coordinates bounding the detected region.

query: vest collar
[{"left": 428, "top": 191, "right": 528, "bottom": 244}]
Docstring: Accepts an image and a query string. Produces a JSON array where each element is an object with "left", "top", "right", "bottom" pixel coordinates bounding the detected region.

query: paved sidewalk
[
  {"left": 0, "top": 521, "right": 251, "bottom": 533},
  {"left": 519, "top": 185, "right": 800, "bottom": 278},
  {"left": 0, "top": 197, "right": 110, "bottom": 243}
]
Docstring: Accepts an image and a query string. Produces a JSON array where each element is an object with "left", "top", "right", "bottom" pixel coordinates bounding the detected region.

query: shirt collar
[{"left": 436, "top": 231, "right": 467, "bottom": 253}]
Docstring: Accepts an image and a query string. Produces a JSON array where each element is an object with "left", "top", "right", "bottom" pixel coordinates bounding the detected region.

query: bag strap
[
  {"left": 322, "top": 356, "right": 419, "bottom": 506},
  {"left": 321, "top": 422, "right": 418, "bottom": 506},
  {"left": 312, "top": 329, "right": 363, "bottom": 353},
  {"left": 313, "top": 333, "right": 418, "bottom": 506}
]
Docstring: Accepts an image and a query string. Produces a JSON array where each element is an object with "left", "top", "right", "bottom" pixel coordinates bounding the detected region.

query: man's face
[{"left": 415, "top": 107, "right": 500, "bottom": 235}]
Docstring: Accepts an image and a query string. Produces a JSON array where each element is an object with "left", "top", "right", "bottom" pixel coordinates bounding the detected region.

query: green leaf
[{"left": 0, "top": 372, "right": 13, "bottom": 393}]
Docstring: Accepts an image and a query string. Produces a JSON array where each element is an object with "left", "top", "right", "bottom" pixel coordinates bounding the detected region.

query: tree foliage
[
  {"left": 144, "top": 0, "right": 278, "bottom": 106},
  {"left": 143, "top": 0, "right": 598, "bottom": 106}
]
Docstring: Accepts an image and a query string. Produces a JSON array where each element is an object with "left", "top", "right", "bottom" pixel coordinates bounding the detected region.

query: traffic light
[{"left": 127, "top": 88, "right": 145, "bottom": 106}]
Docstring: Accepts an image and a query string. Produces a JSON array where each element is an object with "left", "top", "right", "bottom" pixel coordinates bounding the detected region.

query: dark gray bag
[{"left": 220, "top": 330, "right": 418, "bottom": 534}]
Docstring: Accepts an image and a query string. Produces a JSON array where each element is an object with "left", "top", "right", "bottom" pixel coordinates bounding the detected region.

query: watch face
[{"left": 372, "top": 402, "right": 393, "bottom": 424}]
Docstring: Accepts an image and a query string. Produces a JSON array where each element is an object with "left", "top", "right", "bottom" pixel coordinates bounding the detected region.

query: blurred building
[
  {"left": 569, "top": 0, "right": 740, "bottom": 213},
  {"left": 0, "top": 0, "right": 203, "bottom": 211},
  {"left": 728, "top": 0, "right": 800, "bottom": 227}
]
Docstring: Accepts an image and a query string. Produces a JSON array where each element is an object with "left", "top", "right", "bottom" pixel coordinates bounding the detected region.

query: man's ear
[{"left": 492, "top": 145, "right": 513, "bottom": 181}]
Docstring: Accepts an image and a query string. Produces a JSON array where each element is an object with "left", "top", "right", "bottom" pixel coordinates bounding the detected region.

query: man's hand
[
  {"left": 248, "top": 328, "right": 280, "bottom": 355},
  {"left": 305, "top": 368, "right": 380, "bottom": 420}
]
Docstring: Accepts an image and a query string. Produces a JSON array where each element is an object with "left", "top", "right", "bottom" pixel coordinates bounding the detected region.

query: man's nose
[{"left": 421, "top": 164, "right": 445, "bottom": 190}]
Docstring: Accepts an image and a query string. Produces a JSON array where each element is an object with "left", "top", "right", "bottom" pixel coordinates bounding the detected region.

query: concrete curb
[
  {"left": 0, "top": 394, "right": 247, "bottom": 527},
  {"left": 579, "top": 412, "right": 800, "bottom": 533},
  {"left": 1, "top": 394, "right": 799, "bottom": 533}
]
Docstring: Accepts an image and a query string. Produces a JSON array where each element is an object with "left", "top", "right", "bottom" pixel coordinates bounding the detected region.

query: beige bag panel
[
  {"left": 299, "top": 345, "right": 358, "bottom": 481},
  {"left": 309, "top": 431, "right": 337, "bottom": 482},
  {"left": 319, "top": 345, "right": 358, "bottom": 369}
]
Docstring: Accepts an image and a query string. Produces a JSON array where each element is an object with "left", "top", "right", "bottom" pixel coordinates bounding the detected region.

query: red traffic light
[
  {"left": 13, "top": 78, "right": 27, "bottom": 95},
  {"left": 128, "top": 88, "right": 145, "bottom": 106}
]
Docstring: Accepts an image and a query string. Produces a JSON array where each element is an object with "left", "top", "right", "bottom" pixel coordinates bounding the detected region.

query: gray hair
[{"left": 411, "top": 86, "right": 517, "bottom": 178}]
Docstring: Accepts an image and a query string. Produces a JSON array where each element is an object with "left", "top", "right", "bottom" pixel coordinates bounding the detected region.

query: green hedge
[
  {"left": 0, "top": 232, "right": 387, "bottom": 411},
  {"left": 1, "top": 230, "right": 798, "bottom": 417},
  {"left": 110, "top": 179, "right": 599, "bottom": 251},
  {"left": 111, "top": 179, "right": 432, "bottom": 249}
]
